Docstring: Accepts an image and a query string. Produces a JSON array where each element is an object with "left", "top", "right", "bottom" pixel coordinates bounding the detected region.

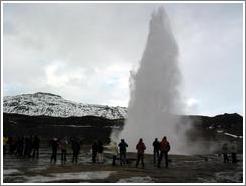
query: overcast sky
[{"left": 3, "top": 3, "right": 243, "bottom": 116}]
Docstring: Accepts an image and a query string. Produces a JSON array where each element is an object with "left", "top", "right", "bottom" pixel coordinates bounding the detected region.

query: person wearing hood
[
  {"left": 136, "top": 138, "right": 146, "bottom": 168},
  {"left": 118, "top": 139, "right": 128, "bottom": 166},
  {"left": 158, "top": 136, "right": 170, "bottom": 168}
]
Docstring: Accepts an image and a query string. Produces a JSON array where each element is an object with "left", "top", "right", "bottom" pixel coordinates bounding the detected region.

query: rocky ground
[{"left": 3, "top": 146, "right": 243, "bottom": 183}]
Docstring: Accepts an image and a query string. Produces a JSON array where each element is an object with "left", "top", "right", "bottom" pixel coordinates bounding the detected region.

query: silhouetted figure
[
  {"left": 60, "top": 137, "right": 68, "bottom": 164},
  {"left": 24, "top": 136, "right": 33, "bottom": 158},
  {"left": 230, "top": 140, "right": 238, "bottom": 163},
  {"left": 97, "top": 140, "right": 104, "bottom": 163},
  {"left": 153, "top": 138, "right": 160, "bottom": 164},
  {"left": 136, "top": 138, "right": 146, "bottom": 168},
  {"left": 158, "top": 136, "right": 170, "bottom": 168},
  {"left": 50, "top": 138, "right": 59, "bottom": 164},
  {"left": 222, "top": 142, "right": 229, "bottom": 163},
  {"left": 16, "top": 137, "right": 24, "bottom": 158},
  {"left": 118, "top": 139, "right": 128, "bottom": 166},
  {"left": 32, "top": 135, "right": 40, "bottom": 159},
  {"left": 92, "top": 141, "right": 98, "bottom": 163},
  {"left": 8, "top": 136, "right": 16, "bottom": 155},
  {"left": 71, "top": 137, "right": 80, "bottom": 164}
]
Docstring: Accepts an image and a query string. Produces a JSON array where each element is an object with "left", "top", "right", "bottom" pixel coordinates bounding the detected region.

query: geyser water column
[{"left": 119, "top": 7, "right": 189, "bottom": 154}]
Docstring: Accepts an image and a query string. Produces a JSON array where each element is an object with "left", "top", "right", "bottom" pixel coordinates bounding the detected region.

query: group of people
[
  {"left": 4, "top": 135, "right": 238, "bottom": 168},
  {"left": 135, "top": 136, "right": 171, "bottom": 168},
  {"left": 4, "top": 135, "right": 171, "bottom": 168},
  {"left": 49, "top": 137, "right": 81, "bottom": 164},
  {"left": 90, "top": 137, "right": 171, "bottom": 169},
  {"left": 221, "top": 140, "right": 238, "bottom": 164},
  {"left": 3, "top": 135, "right": 40, "bottom": 159}
]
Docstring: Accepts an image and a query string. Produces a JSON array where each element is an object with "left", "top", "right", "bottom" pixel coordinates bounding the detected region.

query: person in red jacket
[
  {"left": 158, "top": 136, "right": 170, "bottom": 168},
  {"left": 136, "top": 138, "right": 146, "bottom": 168}
]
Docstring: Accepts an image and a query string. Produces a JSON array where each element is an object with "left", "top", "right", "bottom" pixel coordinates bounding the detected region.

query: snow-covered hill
[{"left": 3, "top": 92, "right": 127, "bottom": 119}]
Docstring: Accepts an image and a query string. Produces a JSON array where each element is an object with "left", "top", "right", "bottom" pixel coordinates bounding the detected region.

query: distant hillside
[
  {"left": 3, "top": 113, "right": 124, "bottom": 143},
  {"left": 3, "top": 92, "right": 127, "bottom": 119}
]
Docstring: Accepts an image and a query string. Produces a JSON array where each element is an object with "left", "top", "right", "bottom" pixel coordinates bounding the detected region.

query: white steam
[{"left": 117, "top": 7, "right": 191, "bottom": 154}]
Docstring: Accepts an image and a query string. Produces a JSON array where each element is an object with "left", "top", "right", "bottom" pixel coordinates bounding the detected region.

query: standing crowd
[
  {"left": 3, "top": 135, "right": 40, "bottom": 159},
  {"left": 3, "top": 135, "right": 238, "bottom": 168}
]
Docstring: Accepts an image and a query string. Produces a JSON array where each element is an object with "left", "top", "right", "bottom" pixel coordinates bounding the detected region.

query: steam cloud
[{"left": 118, "top": 7, "right": 191, "bottom": 154}]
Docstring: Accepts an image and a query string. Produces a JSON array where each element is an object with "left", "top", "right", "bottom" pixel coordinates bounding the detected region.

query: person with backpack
[
  {"left": 118, "top": 139, "right": 128, "bottom": 166},
  {"left": 136, "top": 138, "right": 146, "bottom": 168},
  {"left": 158, "top": 136, "right": 170, "bottom": 168}
]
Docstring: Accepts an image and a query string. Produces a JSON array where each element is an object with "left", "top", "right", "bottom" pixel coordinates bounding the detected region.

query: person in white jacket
[{"left": 111, "top": 142, "right": 118, "bottom": 166}]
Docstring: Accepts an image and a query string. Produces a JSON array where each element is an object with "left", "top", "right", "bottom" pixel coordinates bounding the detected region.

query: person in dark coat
[
  {"left": 158, "top": 136, "right": 170, "bottom": 168},
  {"left": 24, "top": 136, "right": 33, "bottom": 158},
  {"left": 91, "top": 141, "right": 98, "bottom": 163},
  {"left": 97, "top": 140, "right": 104, "bottom": 163},
  {"left": 118, "top": 139, "right": 128, "bottom": 166},
  {"left": 16, "top": 136, "right": 24, "bottom": 158},
  {"left": 32, "top": 135, "right": 40, "bottom": 159},
  {"left": 71, "top": 137, "right": 80, "bottom": 164},
  {"left": 136, "top": 138, "right": 146, "bottom": 168},
  {"left": 153, "top": 138, "right": 160, "bottom": 164},
  {"left": 222, "top": 142, "right": 229, "bottom": 163},
  {"left": 50, "top": 138, "right": 59, "bottom": 164}
]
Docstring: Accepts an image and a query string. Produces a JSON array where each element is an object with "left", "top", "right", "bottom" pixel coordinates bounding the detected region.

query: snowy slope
[{"left": 3, "top": 92, "right": 127, "bottom": 119}]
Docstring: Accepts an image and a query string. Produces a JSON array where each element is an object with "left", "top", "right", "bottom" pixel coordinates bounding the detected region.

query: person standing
[
  {"left": 71, "top": 137, "right": 80, "bottom": 164},
  {"left": 91, "top": 141, "right": 98, "bottom": 163},
  {"left": 222, "top": 142, "right": 229, "bottom": 163},
  {"left": 50, "top": 138, "right": 59, "bottom": 164},
  {"left": 60, "top": 137, "right": 68, "bottom": 164},
  {"left": 111, "top": 142, "right": 118, "bottom": 166},
  {"left": 230, "top": 140, "right": 238, "bottom": 163},
  {"left": 118, "top": 139, "right": 128, "bottom": 166},
  {"left": 32, "top": 135, "right": 40, "bottom": 159},
  {"left": 158, "top": 136, "right": 170, "bottom": 168},
  {"left": 136, "top": 138, "right": 146, "bottom": 168},
  {"left": 153, "top": 138, "right": 160, "bottom": 164},
  {"left": 97, "top": 140, "right": 104, "bottom": 163}
]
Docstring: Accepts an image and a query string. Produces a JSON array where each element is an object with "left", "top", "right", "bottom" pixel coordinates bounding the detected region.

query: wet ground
[{"left": 3, "top": 147, "right": 243, "bottom": 183}]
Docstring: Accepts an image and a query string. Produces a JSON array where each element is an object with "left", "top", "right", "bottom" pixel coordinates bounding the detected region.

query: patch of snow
[
  {"left": 224, "top": 133, "right": 241, "bottom": 139},
  {"left": 24, "top": 171, "right": 115, "bottom": 183},
  {"left": 117, "top": 176, "right": 154, "bottom": 183},
  {"left": 3, "top": 169, "right": 21, "bottom": 175}
]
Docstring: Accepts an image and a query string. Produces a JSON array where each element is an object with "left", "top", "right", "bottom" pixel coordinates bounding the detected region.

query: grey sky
[{"left": 3, "top": 3, "right": 243, "bottom": 116}]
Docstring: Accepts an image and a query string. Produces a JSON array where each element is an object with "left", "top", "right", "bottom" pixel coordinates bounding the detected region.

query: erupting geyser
[{"left": 118, "top": 7, "right": 190, "bottom": 154}]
